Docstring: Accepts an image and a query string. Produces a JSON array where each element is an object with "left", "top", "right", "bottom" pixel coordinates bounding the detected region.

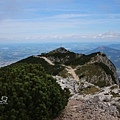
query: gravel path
[
  {"left": 40, "top": 56, "right": 55, "bottom": 65},
  {"left": 54, "top": 99, "right": 120, "bottom": 120},
  {"left": 65, "top": 66, "right": 79, "bottom": 81},
  {"left": 39, "top": 57, "right": 79, "bottom": 81}
]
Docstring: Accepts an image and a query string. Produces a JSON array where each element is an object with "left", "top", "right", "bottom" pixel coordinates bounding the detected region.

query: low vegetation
[
  {"left": 95, "top": 62, "right": 116, "bottom": 84},
  {"left": 65, "top": 52, "right": 100, "bottom": 66},
  {"left": 16, "top": 56, "right": 65, "bottom": 76},
  {"left": 79, "top": 86, "right": 100, "bottom": 95},
  {"left": 94, "top": 80, "right": 110, "bottom": 88},
  {"left": 59, "top": 69, "right": 72, "bottom": 78},
  {"left": 0, "top": 63, "right": 70, "bottom": 120},
  {"left": 40, "top": 48, "right": 77, "bottom": 64}
]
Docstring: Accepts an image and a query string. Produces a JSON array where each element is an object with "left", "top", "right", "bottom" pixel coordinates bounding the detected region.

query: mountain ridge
[
  {"left": 16, "top": 47, "right": 119, "bottom": 86},
  {"left": 1, "top": 47, "right": 120, "bottom": 119}
]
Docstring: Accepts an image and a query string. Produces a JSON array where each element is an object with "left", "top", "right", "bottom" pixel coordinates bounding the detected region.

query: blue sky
[{"left": 0, "top": 0, "right": 120, "bottom": 43}]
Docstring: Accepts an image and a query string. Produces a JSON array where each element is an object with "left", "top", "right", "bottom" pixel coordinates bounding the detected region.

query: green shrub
[
  {"left": 0, "top": 64, "right": 70, "bottom": 120},
  {"left": 65, "top": 52, "right": 99, "bottom": 66},
  {"left": 16, "top": 56, "right": 65, "bottom": 76}
]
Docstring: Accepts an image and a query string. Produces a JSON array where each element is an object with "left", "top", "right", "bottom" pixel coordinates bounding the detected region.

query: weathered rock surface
[
  {"left": 54, "top": 76, "right": 120, "bottom": 120},
  {"left": 54, "top": 99, "right": 120, "bottom": 120}
]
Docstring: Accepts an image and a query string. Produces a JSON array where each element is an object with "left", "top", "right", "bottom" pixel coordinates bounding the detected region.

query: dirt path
[
  {"left": 40, "top": 56, "right": 55, "bottom": 65},
  {"left": 38, "top": 56, "right": 79, "bottom": 81},
  {"left": 65, "top": 66, "right": 79, "bottom": 81},
  {"left": 40, "top": 57, "right": 79, "bottom": 81}
]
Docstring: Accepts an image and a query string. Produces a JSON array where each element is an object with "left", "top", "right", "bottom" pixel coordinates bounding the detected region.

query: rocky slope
[
  {"left": 39, "top": 47, "right": 119, "bottom": 86},
  {"left": 75, "top": 52, "right": 119, "bottom": 87},
  {"left": 17, "top": 47, "right": 120, "bottom": 119},
  {"left": 54, "top": 76, "right": 120, "bottom": 120},
  {"left": 87, "top": 46, "right": 120, "bottom": 69},
  {"left": 54, "top": 99, "right": 120, "bottom": 120}
]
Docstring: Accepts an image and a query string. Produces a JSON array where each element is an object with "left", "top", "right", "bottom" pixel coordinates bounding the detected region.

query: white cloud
[
  {"left": 1, "top": 31, "right": 120, "bottom": 43},
  {"left": 0, "top": 13, "right": 120, "bottom": 42},
  {"left": 53, "top": 14, "right": 89, "bottom": 19},
  {"left": 97, "top": 31, "right": 120, "bottom": 39},
  {"left": 23, "top": 31, "right": 120, "bottom": 41}
]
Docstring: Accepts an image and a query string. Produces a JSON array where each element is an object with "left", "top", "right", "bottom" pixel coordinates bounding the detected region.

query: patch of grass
[
  {"left": 95, "top": 62, "right": 116, "bottom": 84},
  {"left": 75, "top": 63, "right": 114, "bottom": 87},
  {"left": 79, "top": 86, "right": 100, "bottom": 95},
  {"left": 75, "top": 64, "right": 101, "bottom": 80},
  {"left": 59, "top": 69, "right": 72, "bottom": 78},
  {"left": 94, "top": 80, "right": 110, "bottom": 88}
]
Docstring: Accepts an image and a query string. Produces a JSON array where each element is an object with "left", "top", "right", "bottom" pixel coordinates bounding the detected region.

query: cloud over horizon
[{"left": 0, "top": 0, "right": 120, "bottom": 43}]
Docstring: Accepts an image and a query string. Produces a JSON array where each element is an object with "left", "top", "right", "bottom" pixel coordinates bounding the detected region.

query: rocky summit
[
  {"left": 49, "top": 47, "right": 69, "bottom": 54},
  {"left": 18, "top": 47, "right": 120, "bottom": 120},
  {"left": 39, "top": 47, "right": 119, "bottom": 86}
]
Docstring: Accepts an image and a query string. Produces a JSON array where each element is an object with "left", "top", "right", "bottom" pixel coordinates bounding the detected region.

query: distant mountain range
[{"left": 107, "top": 44, "right": 120, "bottom": 50}]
